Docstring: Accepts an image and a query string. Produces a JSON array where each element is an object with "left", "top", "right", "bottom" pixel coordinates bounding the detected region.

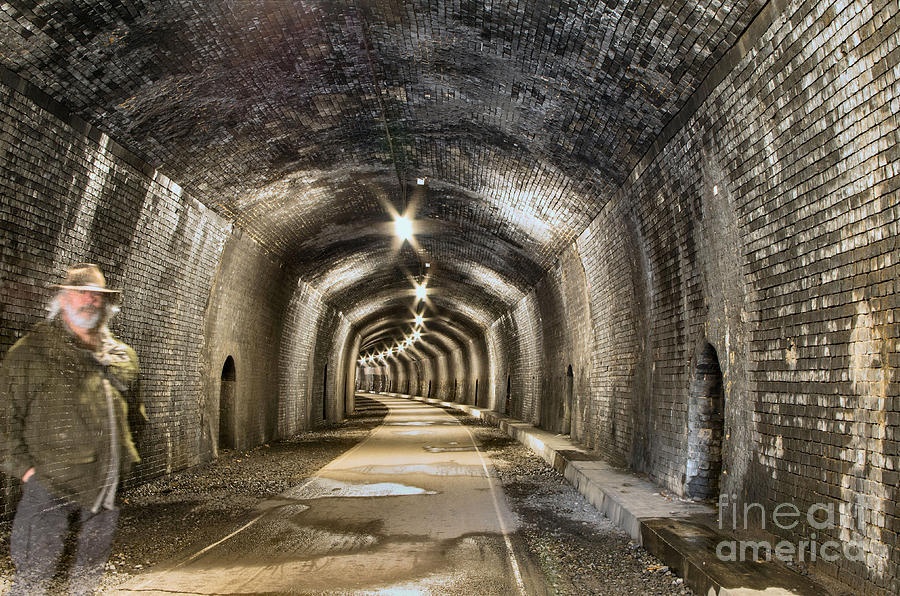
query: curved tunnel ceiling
[{"left": 0, "top": 0, "right": 765, "bottom": 357}]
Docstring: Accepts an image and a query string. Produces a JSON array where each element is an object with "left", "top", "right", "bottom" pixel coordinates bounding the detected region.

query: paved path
[{"left": 116, "top": 394, "right": 540, "bottom": 595}]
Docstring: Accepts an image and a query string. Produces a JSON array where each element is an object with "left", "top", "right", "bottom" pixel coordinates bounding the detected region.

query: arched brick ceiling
[{"left": 0, "top": 0, "right": 765, "bottom": 356}]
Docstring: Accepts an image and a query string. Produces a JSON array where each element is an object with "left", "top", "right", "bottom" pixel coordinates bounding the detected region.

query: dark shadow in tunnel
[{"left": 219, "top": 356, "right": 237, "bottom": 450}]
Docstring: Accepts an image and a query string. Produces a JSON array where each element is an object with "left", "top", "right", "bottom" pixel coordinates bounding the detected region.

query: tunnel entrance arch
[
  {"left": 219, "top": 356, "right": 236, "bottom": 450},
  {"left": 685, "top": 342, "right": 725, "bottom": 501}
]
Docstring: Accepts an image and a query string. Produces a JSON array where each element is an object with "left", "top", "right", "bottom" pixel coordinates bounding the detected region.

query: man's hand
[{"left": 22, "top": 468, "right": 34, "bottom": 483}]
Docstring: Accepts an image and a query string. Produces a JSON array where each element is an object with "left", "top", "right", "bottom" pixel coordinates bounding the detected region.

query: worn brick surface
[
  {"left": 484, "top": 0, "right": 899, "bottom": 593},
  {"left": 0, "top": 0, "right": 897, "bottom": 593},
  {"left": 0, "top": 74, "right": 230, "bottom": 513},
  {"left": 0, "top": 71, "right": 346, "bottom": 519}
]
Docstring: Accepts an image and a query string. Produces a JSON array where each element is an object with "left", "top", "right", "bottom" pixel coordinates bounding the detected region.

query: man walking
[{"left": 0, "top": 263, "right": 144, "bottom": 595}]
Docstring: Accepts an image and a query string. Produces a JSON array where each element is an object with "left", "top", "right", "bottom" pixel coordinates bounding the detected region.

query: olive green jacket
[{"left": 0, "top": 318, "right": 143, "bottom": 507}]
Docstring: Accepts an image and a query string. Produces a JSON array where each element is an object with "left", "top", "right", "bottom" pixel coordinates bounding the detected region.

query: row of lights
[
  {"left": 359, "top": 310, "right": 425, "bottom": 365},
  {"left": 359, "top": 208, "right": 428, "bottom": 366}
]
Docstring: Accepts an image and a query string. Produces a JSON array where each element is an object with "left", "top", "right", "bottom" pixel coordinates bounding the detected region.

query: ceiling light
[
  {"left": 395, "top": 216, "right": 413, "bottom": 241},
  {"left": 417, "top": 177, "right": 426, "bottom": 185},
  {"left": 415, "top": 283, "right": 427, "bottom": 300},
  {"left": 415, "top": 313, "right": 424, "bottom": 326}
]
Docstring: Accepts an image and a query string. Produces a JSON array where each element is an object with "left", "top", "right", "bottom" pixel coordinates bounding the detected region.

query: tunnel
[{"left": 0, "top": 1, "right": 897, "bottom": 594}]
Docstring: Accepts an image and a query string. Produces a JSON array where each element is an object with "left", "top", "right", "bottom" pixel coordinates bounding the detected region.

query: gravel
[{"left": 461, "top": 415, "right": 695, "bottom": 596}]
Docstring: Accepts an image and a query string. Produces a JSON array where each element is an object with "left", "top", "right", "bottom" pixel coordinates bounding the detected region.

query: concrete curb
[{"left": 382, "top": 393, "right": 827, "bottom": 596}]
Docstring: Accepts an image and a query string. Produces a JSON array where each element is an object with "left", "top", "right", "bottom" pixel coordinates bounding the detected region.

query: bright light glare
[
  {"left": 415, "top": 284, "right": 427, "bottom": 300},
  {"left": 414, "top": 314, "right": 424, "bottom": 326},
  {"left": 395, "top": 216, "right": 413, "bottom": 241},
  {"left": 413, "top": 330, "right": 422, "bottom": 340}
]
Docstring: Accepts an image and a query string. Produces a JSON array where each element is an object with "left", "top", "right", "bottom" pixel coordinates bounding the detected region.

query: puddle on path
[{"left": 282, "top": 477, "right": 437, "bottom": 499}]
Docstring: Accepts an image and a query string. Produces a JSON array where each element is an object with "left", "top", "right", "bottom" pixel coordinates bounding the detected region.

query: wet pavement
[{"left": 115, "top": 394, "right": 542, "bottom": 595}]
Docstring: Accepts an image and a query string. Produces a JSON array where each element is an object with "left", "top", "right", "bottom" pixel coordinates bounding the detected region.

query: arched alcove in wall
[
  {"left": 685, "top": 342, "right": 726, "bottom": 501},
  {"left": 219, "top": 356, "right": 236, "bottom": 450}
]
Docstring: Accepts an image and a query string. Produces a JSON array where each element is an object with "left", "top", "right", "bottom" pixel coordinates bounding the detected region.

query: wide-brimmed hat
[{"left": 53, "top": 263, "right": 121, "bottom": 294}]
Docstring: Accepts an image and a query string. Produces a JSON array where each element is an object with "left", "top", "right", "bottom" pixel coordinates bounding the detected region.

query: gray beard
[{"left": 63, "top": 303, "right": 101, "bottom": 329}]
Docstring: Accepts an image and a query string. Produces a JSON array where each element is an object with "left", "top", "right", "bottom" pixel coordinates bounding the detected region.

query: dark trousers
[{"left": 9, "top": 480, "right": 119, "bottom": 596}]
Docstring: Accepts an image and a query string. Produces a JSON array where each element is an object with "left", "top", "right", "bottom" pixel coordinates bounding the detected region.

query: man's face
[{"left": 61, "top": 289, "right": 105, "bottom": 330}]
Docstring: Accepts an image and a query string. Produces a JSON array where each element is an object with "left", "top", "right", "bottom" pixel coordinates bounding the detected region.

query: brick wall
[
  {"left": 532, "top": 246, "right": 594, "bottom": 438},
  {"left": 203, "top": 227, "right": 349, "bottom": 451},
  {"left": 485, "top": 0, "right": 898, "bottom": 592},
  {"left": 0, "top": 71, "right": 232, "bottom": 514},
  {"left": 398, "top": 336, "right": 488, "bottom": 406},
  {"left": 576, "top": 203, "right": 651, "bottom": 467},
  {"left": 485, "top": 322, "right": 508, "bottom": 412},
  {"left": 0, "top": 68, "right": 348, "bottom": 518},
  {"left": 204, "top": 233, "right": 293, "bottom": 452},
  {"left": 328, "top": 316, "right": 355, "bottom": 421}
]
